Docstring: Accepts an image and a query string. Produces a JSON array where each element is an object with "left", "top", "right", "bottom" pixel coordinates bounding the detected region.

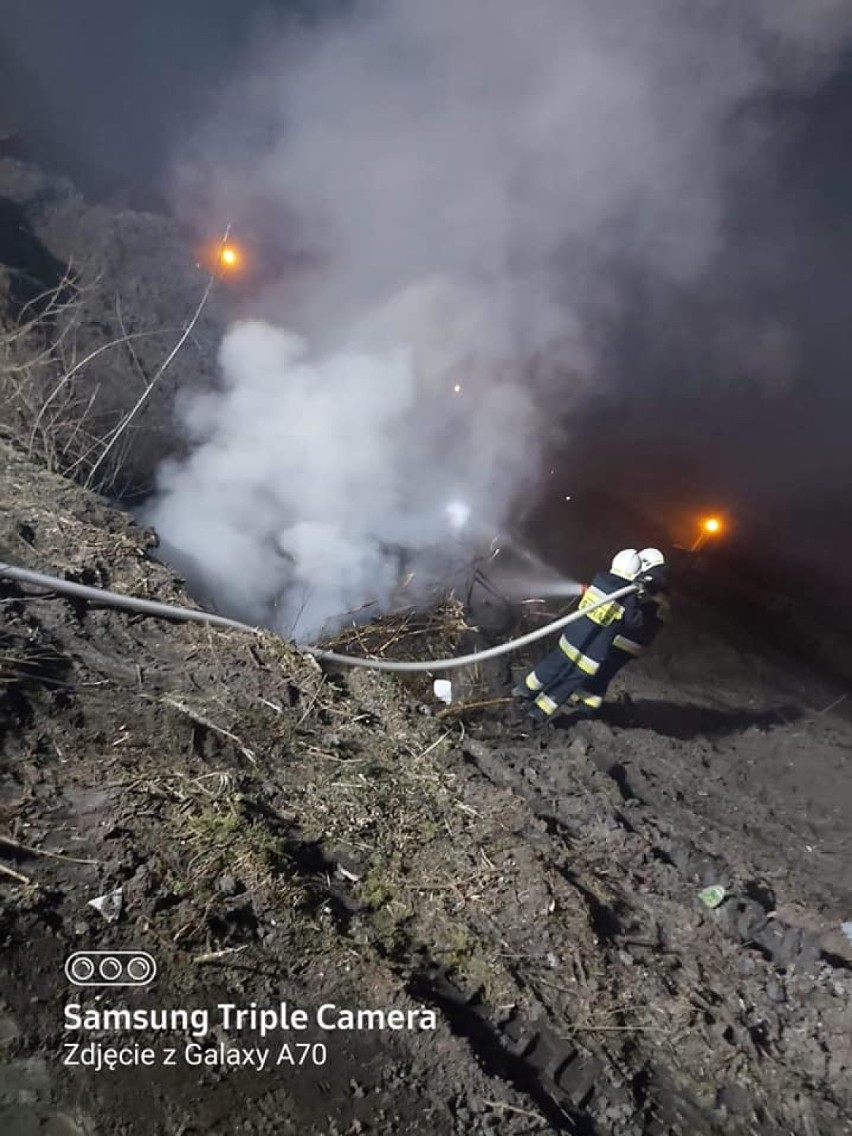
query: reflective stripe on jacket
[{"left": 557, "top": 569, "right": 643, "bottom": 673}]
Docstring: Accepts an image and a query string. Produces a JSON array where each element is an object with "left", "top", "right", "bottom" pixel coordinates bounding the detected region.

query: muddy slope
[{"left": 2, "top": 439, "right": 852, "bottom": 1136}]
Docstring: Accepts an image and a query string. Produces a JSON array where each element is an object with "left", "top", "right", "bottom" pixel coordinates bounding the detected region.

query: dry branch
[
  {"left": 325, "top": 595, "right": 472, "bottom": 661},
  {"left": 0, "top": 862, "right": 34, "bottom": 885},
  {"left": 84, "top": 224, "right": 232, "bottom": 489},
  {"left": 158, "top": 694, "right": 257, "bottom": 764},
  {"left": 0, "top": 833, "right": 99, "bottom": 866}
]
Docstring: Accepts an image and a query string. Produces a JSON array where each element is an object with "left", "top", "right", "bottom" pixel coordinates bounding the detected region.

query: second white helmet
[
  {"left": 611, "top": 548, "right": 641, "bottom": 580},
  {"left": 638, "top": 547, "right": 665, "bottom": 571}
]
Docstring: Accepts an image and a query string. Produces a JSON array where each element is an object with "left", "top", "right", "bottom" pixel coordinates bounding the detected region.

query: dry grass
[
  {"left": 323, "top": 595, "right": 496, "bottom": 708},
  {"left": 0, "top": 282, "right": 162, "bottom": 492},
  {"left": 0, "top": 625, "right": 69, "bottom": 691},
  {"left": 115, "top": 768, "right": 333, "bottom": 953},
  {"left": 60, "top": 606, "right": 523, "bottom": 996},
  {"left": 0, "top": 238, "right": 225, "bottom": 496},
  {"left": 326, "top": 594, "right": 472, "bottom": 659}
]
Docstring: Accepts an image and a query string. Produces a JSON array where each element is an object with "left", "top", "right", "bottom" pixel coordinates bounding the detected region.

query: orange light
[
  {"left": 689, "top": 514, "right": 725, "bottom": 551},
  {"left": 196, "top": 238, "right": 247, "bottom": 278},
  {"left": 220, "top": 245, "right": 239, "bottom": 268}
]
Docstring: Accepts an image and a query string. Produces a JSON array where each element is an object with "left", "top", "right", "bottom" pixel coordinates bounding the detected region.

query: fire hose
[{"left": 0, "top": 560, "right": 637, "bottom": 673}]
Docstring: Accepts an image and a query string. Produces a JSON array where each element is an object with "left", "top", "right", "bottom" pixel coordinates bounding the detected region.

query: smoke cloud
[
  {"left": 145, "top": 0, "right": 852, "bottom": 636},
  {"left": 151, "top": 288, "right": 537, "bottom": 635}
]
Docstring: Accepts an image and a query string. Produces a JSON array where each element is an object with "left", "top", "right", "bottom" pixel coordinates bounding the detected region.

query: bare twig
[
  {"left": 28, "top": 327, "right": 170, "bottom": 455},
  {"left": 297, "top": 677, "right": 327, "bottom": 727},
  {"left": 816, "top": 693, "right": 848, "bottom": 716},
  {"left": 560, "top": 1024, "right": 667, "bottom": 1035},
  {"left": 0, "top": 834, "right": 99, "bottom": 866},
  {"left": 115, "top": 294, "right": 152, "bottom": 389},
  {"left": 435, "top": 696, "right": 512, "bottom": 720},
  {"left": 412, "top": 733, "right": 451, "bottom": 761},
  {"left": 0, "top": 862, "right": 34, "bottom": 885},
  {"left": 85, "top": 224, "right": 231, "bottom": 488},
  {"left": 481, "top": 1100, "right": 548, "bottom": 1125},
  {"left": 192, "top": 945, "right": 249, "bottom": 966},
  {"left": 159, "top": 694, "right": 257, "bottom": 764}
]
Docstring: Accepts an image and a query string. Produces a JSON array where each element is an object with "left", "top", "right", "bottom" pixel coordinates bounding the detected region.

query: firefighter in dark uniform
[
  {"left": 569, "top": 547, "right": 670, "bottom": 710},
  {"left": 513, "top": 549, "right": 645, "bottom": 726}
]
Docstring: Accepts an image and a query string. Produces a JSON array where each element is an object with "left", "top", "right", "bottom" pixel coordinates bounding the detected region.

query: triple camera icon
[{"left": 65, "top": 951, "right": 157, "bottom": 987}]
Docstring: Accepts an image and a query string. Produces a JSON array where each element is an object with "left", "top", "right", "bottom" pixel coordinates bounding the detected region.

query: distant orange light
[
  {"left": 689, "top": 514, "right": 725, "bottom": 552},
  {"left": 196, "top": 238, "right": 247, "bottom": 278}
]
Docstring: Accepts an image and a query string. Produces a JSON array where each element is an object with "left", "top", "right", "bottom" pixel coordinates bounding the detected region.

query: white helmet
[
  {"left": 638, "top": 548, "right": 665, "bottom": 571},
  {"left": 610, "top": 548, "right": 641, "bottom": 580}
]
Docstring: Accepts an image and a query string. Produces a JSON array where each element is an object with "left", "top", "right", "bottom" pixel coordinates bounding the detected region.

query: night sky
[{"left": 2, "top": 0, "right": 851, "bottom": 596}]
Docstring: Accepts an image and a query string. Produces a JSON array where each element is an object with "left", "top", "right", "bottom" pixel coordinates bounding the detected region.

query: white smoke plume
[
  {"left": 148, "top": 0, "right": 852, "bottom": 638},
  {"left": 151, "top": 280, "right": 537, "bottom": 635}
]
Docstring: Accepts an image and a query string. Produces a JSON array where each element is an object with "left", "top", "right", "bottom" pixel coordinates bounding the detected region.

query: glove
[{"left": 637, "top": 572, "right": 663, "bottom": 597}]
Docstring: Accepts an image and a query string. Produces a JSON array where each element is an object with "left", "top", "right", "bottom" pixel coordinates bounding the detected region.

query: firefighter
[
  {"left": 568, "top": 547, "right": 671, "bottom": 709},
  {"left": 513, "top": 548, "right": 645, "bottom": 726},
  {"left": 631, "top": 547, "right": 672, "bottom": 654}
]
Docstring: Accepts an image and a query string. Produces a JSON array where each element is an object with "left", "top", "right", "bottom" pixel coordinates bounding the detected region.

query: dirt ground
[{"left": 2, "top": 436, "right": 852, "bottom": 1136}]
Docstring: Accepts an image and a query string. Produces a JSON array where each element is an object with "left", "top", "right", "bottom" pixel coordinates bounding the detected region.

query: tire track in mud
[
  {"left": 446, "top": 727, "right": 852, "bottom": 1134},
  {"left": 194, "top": 843, "right": 641, "bottom": 1131},
  {"left": 582, "top": 740, "right": 852, "bottom": 975},
  {"left": 405, "top": 962, "right": 732, "bottom": 1136},
  {"left": 463, "top": 725, "right": 851, "bottom": 976},
  {"left": 446, "top": 735, "right": 716, "bottom": 1134},
  {"left": 409, "top": 964, "right": 605, "bottom": 1135}
]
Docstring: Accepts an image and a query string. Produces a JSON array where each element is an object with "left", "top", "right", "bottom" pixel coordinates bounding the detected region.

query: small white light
[
  {"left": 446, "top": 500, "right": 471, "bottom": 530},
  {"left": 565, "top": 495, "right": 571, "bottom": 501},
  {"left": 453, "top": 383, "right": 461, "bottom": 393}
]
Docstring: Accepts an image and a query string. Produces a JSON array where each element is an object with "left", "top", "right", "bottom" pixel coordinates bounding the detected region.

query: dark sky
[
  {"left": 581, "top": 59, "right": 852, "bottom": 580},
  {"left": 0, "top": 0, "right": 278, "bottom": 206},
  {"left": 2, "top": 1, "right": 851, "bottom": 590}
]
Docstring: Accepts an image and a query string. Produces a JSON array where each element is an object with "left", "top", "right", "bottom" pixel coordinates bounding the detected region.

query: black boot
[
  {"left": 526, "top": 704, "right": 551, "bottom": 730},
  {"left": 512, "top": 684, "right": 535, "bottom": 702}
]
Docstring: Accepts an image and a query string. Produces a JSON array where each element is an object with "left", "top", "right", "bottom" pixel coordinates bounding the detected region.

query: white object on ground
[
  {"left": 433, "top": 679, "right": 453, "bottom": 704},
  {"left": 841, "top": 922, "right": 852, "bottom": 944},
  {"left": 88, "top": 889, "right": 123, "bottom": 923}
]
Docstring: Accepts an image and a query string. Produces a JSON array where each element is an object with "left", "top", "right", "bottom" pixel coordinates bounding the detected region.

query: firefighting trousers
[{"left": 523, "top": 645, "right": 606, "bottom": 719}]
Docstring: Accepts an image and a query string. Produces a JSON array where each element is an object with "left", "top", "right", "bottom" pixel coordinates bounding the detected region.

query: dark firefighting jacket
[
  {"left": 578, "top": 586, "right": 670, "bottom": 698},
  {"left": 611, "top": 588, "right": 670, "bottom": 659},
  {"left": 555, "top": 570, "right": 645, "bottom": 678}
]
